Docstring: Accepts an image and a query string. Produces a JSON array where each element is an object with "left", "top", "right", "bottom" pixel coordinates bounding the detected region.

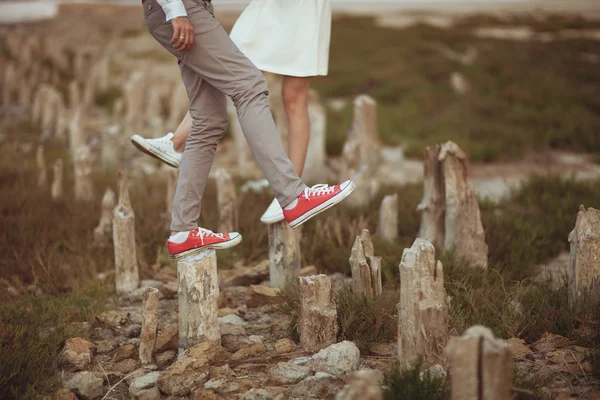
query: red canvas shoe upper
[
  {"left": 283, "top": 183, "right": 343, "bottom": 222},
  {"left": 167, "top": 228, "right": 232, "bottom": 255}
]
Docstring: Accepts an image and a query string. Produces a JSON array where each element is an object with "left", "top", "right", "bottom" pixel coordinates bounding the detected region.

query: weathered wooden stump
[
  {"left": 113, "top": 173, "right": 139, "bottom": 294},
  {"left": 69, "top": 108, "right": 85, "bottom": 154},
  {"left": 226, "top": 98, "right": 252, "bottom": 174},
  {"left": 139, "top": 287, "right": 160, "bottom": 365},
  {"left": 268, "top": 221, "right": 301, "bottom": 288},
  {"left": 167, "top": 83, "right": 188, "bottom": 129},
  {"left": 51, "top": 159, "right": 64, "bottom": 200},
  {"left": 349, "top": 229, "right": 382, "bottom": 297},
  {"left": 302, "top": 89, "right": 327, "bottom": 184},
  {"left": 36, "top": 146, "right": 47, "bottom": 188},
  {"left": 93, "top": 188, "right": 116, "bottom": 245},
  {"left": 165, "top": 166, "right": 178, "bottom": 216},
  {"left": 568, "top": 206, "right": 600, "bottom": 306},
  {"left": 73, "top": 145, "right": 94, "bottom": 202},
  {"left": 335, "top": 370, "right": 383, "bottom": 400},
  {"left": 446, "top": 325, "right": 511, "bottom": 400},
  {"left": 398, "top": 238, "right": 448, "bottom": 369},
  {"left": 417, "top": 141, "right": 488, "bottom": 267},
  {"left": 101, "top": 125, "right": 121, "bottom": 170},
  {"left": 214, "top": 169, "right": 238, "bottom": 233},
  {"left": 378, "top": 194, "right": 398, "bottom": 243},
  {"left": 2, "top": 62, "right": 16, "bottom": 105},
  {"left": 68, "top": 81, "right": 80, "bottom": 108},
  {"left": 177, "top": 250, "right": 221, "bottom": 349},
  {"left": 298, "top": 274, "right": 338, "bottom": 352}
]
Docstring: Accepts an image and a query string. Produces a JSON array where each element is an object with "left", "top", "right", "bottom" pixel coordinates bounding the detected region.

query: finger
[
  {"left": 171, "top": 24, "right": 180, "bottom": 45},
  {"left": 184, "top": 31, "right": 193, "bottom": 51},
  {"left": 175, "top": 34, "right": 185, "bottom": 51}
]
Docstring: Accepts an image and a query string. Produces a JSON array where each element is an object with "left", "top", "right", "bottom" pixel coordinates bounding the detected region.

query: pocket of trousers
[{"left": 144, "top": 2, "right": 165, "bottom": 33}]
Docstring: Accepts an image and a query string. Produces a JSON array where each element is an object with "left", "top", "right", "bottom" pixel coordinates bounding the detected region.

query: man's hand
[{"left": 171, "top": 16, "right": 194, "bottom": 52}]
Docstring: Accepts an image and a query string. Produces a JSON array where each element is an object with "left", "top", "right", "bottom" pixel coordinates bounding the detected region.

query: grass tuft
[{"left": 382, "top": 360, "right": 449, "bottom": 400}]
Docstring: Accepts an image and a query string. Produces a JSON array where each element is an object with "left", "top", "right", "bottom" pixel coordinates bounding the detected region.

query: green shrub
[{"left": 382, "top": 360, "right": 449, "bottom": 400}]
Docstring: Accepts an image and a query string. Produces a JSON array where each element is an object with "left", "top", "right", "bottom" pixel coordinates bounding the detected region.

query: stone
[
  {"left": 96, "top": 340, "right": 117, "bottom": 354},
  {"left": 155, "top": 325, "right": 178, "bottom": 352},
  {"left": 505, "top": 338, "right": 532, "bottom": 360},
  {"left": 65, "top": 371, "right": 104, "bottom": 400},
  {"left": 398, "top": 238, "right": 448, "bottom": 369},
  {"left": 53, "top": 388, "right": 78, "bottom": 400},
  {"left": 268, "top": 221, "right": 301, "bottom": 288},
  {"left": 243, "top": 388, "right": 274, "bottom": 400},
  {"left": 450, "top": 72, "right": 469, "bottom": 95},
  {"left": 219, "top": 314, "right": 247, "bottom": 336},
  {"left": 140, "top": 287, "right": 160, "bottom": 364},
  {"left": 546, "top": 349, "right": 585, "bottom": 364},
  {"left": 129, "top": 371, "right": 160, "bottom": 397},
  {"left": 368, "top": 343, "right": 396, "bottom": 356},
  {"left": 135, "top": 387, "right": 161, "bottom": 400},
  {"left": 269, "top": 362, "right": 311, "bottom": 384},
  {"left": 298, "top": 275, "right": 338, "bottom": 352},
  {"left": 156, "top": 350, "right": 177, "bottom": 368},
  {"left": 335, "top": 369, "right": 383, "bottom": 400},
  {"left": 222, "top": 259, "right": 270, "bottom": 287},
  {"left": 59, "top": 337, "right": 96, "bottom": 371},
  {"left": 114, "top": 358, "right": 139, "bottom": 374},
  {"left": 309, "top": 341, "right": 360, "bottom": 377},
  {"left": 231, "top": 343, "right": 267, "bottom": 361},
  {"left": 274, "top": 338, "right": 297, "bottom": 354},
  {"left": 113, "top": 344, "right": 137, "bottom": 362},
  {"left": 187, "top": 341, "right": 231, "bottom": 366},
  {"left": 157, "top": 358, "right": 210, "bottom": 396},
  {"left": 209, "top": 364, "right": 234, "bottom": 379},
  {"left": 292, "top": 372, "right": 343, "bottom": 399},
  {"left": 97, "top": 311, "right": 128, "bottom": 328},
  {"left": 531, "top": 333, "right": 571, "bottom": 353},
  {"left": 446, "top": 326, "right": 511, "bottom": 400},
  {"left": 377, "top": 194, "right": 398, "bottom": 243},
  {"left": 162, "top": 281, "right": 178, "bottom": 299},
  {"left": 194, "top": 389, "right": 226, "bottom": 400},
  {"left": 113, "top": 173, "right": 140, "bottom": 294},
  {"left": 125, "top": 324, "right": 142, "bottom": 338},
  {"left": 246, "top": 285, "right": 281, "bottom": 308},
  {"left": 221, "top": 334, "right": 255, "bottom": 353},
  {"left": 568, "top": 206, "right": 600, "bottom": 306},
  {"left": 178, "top": 250, "right": 220, "bottom": 349}
]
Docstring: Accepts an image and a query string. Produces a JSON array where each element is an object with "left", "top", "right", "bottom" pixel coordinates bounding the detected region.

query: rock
[
  {"left": 546, "top": 349, "right": 585, "bottom": 364},
  {"left": 505, "top": 338, "right": 532, "bottom": 360},
  {"left": 218, "top": 314, "right": 248, "bottom": 326},
  {"left": 368, "top": 343, "right": 396, "bottom": 356},
  {"left": 291, "top": 356, "right": 312, "bottom": 366},
  {"left": 65, "top": 371, "right": 104, "bottom": 400},
  {"left": 135, "top": 387, "right": 161, "bottom": 400},
  {"left": 335, "top": 369, "right": 382, "bottom": 400},
  {"left": 95, "top": 340, "right": 117, "bottom": 354},
  {"left": 301, "top": 265, "right": 318, "bottom": 276},
  {"left": 115, "top": 359, "right": 139, "bottom": 373},
  {"left": 222, "top": 334, "right": 255, "bottom": 353},
  {"left": 424, "top": 364, "right": 446, "bottom": 380},
  {"left": 156, "top": 350, "right": 177, "bottom": 368},
  {"left": 97, "top": 311, "right": 128, "bottom": 328},
  {"left": 219, "top": 314, "right": 248, "bottom": 335},
  {"left": 532, "top": 333, "right": 572, "bottom": 352},
  {"left": 583, "top": 361, "right": 593, "bottom": 374},
  {"left": 188, "top": 341, "right": 231, "bottom": 366},
  {"left": 141, "top": 279, "right": 163, "bottom": 291},
  {"left": 53, "top": 388, "right": 77, "bottom": 400},
  {"left": 243, "top": 388, "right": 274, "bottom": 400},
  {"left": 113, "top": 344, "right": 137, "bottom": 362},
  {"left": 223, "top": 259, "right": 270, "bottom": 287},
  {"left": 246, "top": 285, "right": 281, "bottom": 308},
  {"left": 204, "top": 378, "right": 227, "bottom": 390},
  {"left": 129, "top": 371, "right": 161, "bottom": 397},
  {"left": 126, "top": 324, "right": 142, "bottom": 338},
  {"left": 269, "top": 362, "right": 311, "bottom": 384},
  {"left": 155, "top": 325, "right": 178, "bottom": 352},
  {"left": 309, "top": 341, "right": 360, "bottom": 377},
  {"left": 292, "top": 372, "right": 343, "bottom": 399},
  {"left": 162, "top": 282, "right": 178, "bottom": 299},
  {"left": 274, "top": 338, "right": 297, "bottom": 354},
  {"left": 157, "top": 358, "right": 210, "bottom": 396},
  {"left": 231, "top": 343, "right": 268, "bottom": 361},
  {"left": 59, "top": 338, "right": 96, "bottom": 371},
  {"left": 209, "top": 364, "right": 234, "bottom": 379},
  {"left": 193, "top": 389, "right": 226, "bottom": 400}
]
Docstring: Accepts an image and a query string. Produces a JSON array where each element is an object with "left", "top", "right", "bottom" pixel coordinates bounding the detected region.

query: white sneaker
[
  {"left": 260, "top": 198, "right": 285, "bottom": 224},
  {"left": 131, "top": 132, "right": 183, "bottom": 168}
]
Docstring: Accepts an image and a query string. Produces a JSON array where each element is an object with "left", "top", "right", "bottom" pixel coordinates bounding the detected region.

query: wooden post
[
  {"left": 93, "top": 188, "right": 116, "bottom": 245},
  {"left": 378, "top": 194, "right": 398, "bottom": 243},
  {"left": 69, "top": 108, "right": 85, "bottom": 155},
  {"left": 165, "top": 166, "right": 178, "bottom": 217},
  {"left": 349, "top": 229, "right": 382, "bottom": 297},
  {"left": 139, "top": 287, "right": 160, "bottom": 365},
  {"left": 302, "top": 89, "right": 326, "bottom": 184},
  {"left": 268, "top": 221, "right": 301, "bottom": 288},
  {"left": 568, "top": 206, "right": 600, "bottom": 306},
  {"left": 73, "top": 145, "right": 94, "bottom": 202},
  {"left": 36, "top": 146, "right": 47, "bottom": 188},
  {"left": 2, "top": 62, "right": 15, "bottom": 105},
  {"left": 178, "top": 250, "right": 221, "bottom": 349},
  {"left": 167, "top": 83, "right": 187, "bottom": 129},
  {"left": 446, "top": 325, "right": 511, "bottom": 400},
  {"left": 336, "top": 370, "right": 383, "bottom": 400},
  {"left": 417, "top": 141, "right": 488, "bottom": 267},
  {"left": 298, "top": 274, "right": 338, "bottom": 352},
  {"left": 51, "top": 159, "right": 64, "bottom": 200},
  {"left": 101, "top": 125, "right": 120, "bottom": 170},
  {"left": 214, "top": 169, "right": 238, "bottom": 233},
  {"left": 113, "top": 173, "right": 139, "bottom": 294},
  {"left": 226, "top": 98, "right": 252, "bottom": 175},
  {"left": 68, "top": 81, "right": 80, "bottom": 109},
  {"left": 398, "top": 238, "right": 448, "bottom": 369}
]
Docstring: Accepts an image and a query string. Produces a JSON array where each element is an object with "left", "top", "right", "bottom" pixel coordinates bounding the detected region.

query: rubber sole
[
  {"left": 260, "top": 212, "right": 285, "bottom": 225},
  {"left": 287, "top": 181, "right": 356, "bottom": 229},
  {"left": 131, "top": 135, "right": 181, "bottom": 169},
  {"left": 169, "top": 234, "right": 242, "bottom": 261}
]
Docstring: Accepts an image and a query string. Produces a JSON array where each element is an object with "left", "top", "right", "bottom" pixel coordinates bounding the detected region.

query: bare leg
[
  {"left": 282, "top": 75, "right": 313, "bottom": 176},
  {"left": 172, "top": 111, "right": 192, "bottom": 153}
]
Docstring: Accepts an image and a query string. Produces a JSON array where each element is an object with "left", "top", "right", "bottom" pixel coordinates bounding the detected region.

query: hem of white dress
[{"left": 255, "top": 63, "right": 328, "bottom": 78}]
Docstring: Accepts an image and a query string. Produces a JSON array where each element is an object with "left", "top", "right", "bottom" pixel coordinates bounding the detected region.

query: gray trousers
[{"left": 143, "top": 0, "right": 306, "bottom": 231}]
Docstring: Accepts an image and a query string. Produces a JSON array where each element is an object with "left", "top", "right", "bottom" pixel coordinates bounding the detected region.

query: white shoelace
[
  {"left": 191, "top": 228, "right": 225, "bottom": 245},
  {"left": 302, "top": 184, "right": 335, "bottom": 201}
]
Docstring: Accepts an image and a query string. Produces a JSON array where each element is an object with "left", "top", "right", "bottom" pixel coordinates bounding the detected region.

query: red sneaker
[
  {"left": 167, "top": 228, "right": 242, "bottom": 260},
  {"left": 284, "top": 180, "right": 356, "bottom": 228}
]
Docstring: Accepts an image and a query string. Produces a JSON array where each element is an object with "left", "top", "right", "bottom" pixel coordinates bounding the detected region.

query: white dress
[{"left": 229, "top": 0, "right": 331, "bottom": 77}]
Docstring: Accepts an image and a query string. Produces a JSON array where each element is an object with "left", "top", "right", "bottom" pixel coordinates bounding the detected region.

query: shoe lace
[
  {"left": 302, "top": 184, "right": 334, "bottom": 201},
  {"left": 190, "top": 228, "right": 225, "bottom": 245}
]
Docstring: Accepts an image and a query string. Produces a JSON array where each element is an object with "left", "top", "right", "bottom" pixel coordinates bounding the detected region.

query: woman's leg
[
  {"left": 172, "top": 111, "right": 192, "bottom": 153},
  {"left": 282, "top": 75, "right": 313, "bottom": 176}
]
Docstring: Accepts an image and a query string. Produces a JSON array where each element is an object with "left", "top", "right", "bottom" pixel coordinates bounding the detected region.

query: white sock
[
  {"left": 169, "top": 231, "right": 190, "bottom": 243},
  {"left": 283, "top": 198, "right": 298, "bottom": 210}
]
